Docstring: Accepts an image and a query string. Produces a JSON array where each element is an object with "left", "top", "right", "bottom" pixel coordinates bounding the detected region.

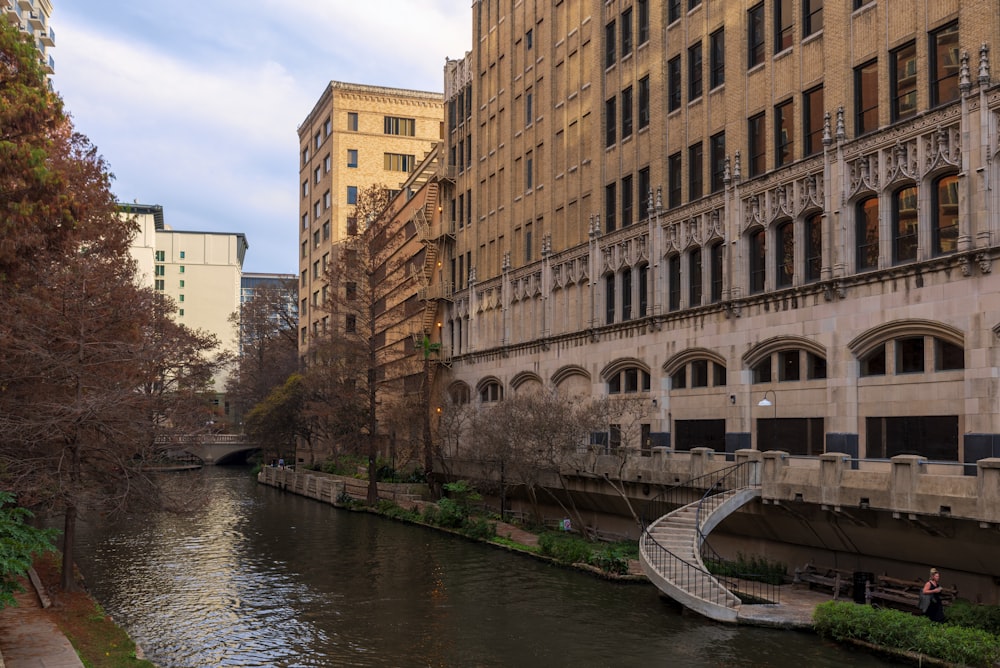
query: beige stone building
[
  {"left": 124, "top": 204, "right": 248, "bottom": 412},
  {"left": 434, "top": 0, "right": 1000, "bottom": 466},
  {"left": 297, "top": 81, "right": 443, "bottom": 355}
]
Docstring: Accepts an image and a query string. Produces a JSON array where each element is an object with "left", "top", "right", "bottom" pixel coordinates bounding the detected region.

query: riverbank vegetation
[{"left": 813, "top": 600, "right": 1000, "bottom": 667}]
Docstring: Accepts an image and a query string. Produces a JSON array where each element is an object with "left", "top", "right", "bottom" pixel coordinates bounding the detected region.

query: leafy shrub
[
  {"left": 538, "top": 533, "right": 593, "bottom": 565},
  {"left": 945, "top": 600, "right": 1000, "bottom": 635},
  {"left": 433, "top": 497, "right": 466, "bottom": 528},
  {"left": 814, "top": 601, "right": 1000, "bottom": 667},
  {"left": 589, "top": 546, "right": 630, "bottom": 575},
  {"left": 335, "top": 490, "right": 354, "bottom": 506},
  {"left": 0, "top": 492, "right": 58, "bottom": 609},
  {"left": 463, "top": 517, "right": 497, "bottom": 541}
]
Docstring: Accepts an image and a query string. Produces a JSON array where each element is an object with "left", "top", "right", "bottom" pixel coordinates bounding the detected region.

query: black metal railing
[{"left": 640, "top": 461, "right": 778, "bottom": 607}]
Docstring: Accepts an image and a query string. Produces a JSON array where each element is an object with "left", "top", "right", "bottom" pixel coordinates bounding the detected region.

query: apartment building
[
  {"left": 2, "top": 0, "right": 54, "bottom": 81},
  {"left": 297, "top": 81, "right": 443, "bottom": 354},
  {"left": 433, "top": 0, "right": 1000, "bottom": 465},
  {"left": 124, "top": 203, "right": 248, "bottom": 415}
]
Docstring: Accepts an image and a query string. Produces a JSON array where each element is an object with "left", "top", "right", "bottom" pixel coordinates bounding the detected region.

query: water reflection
[{"left": 73, "top": 468, "right": 896, "bottom": 667}]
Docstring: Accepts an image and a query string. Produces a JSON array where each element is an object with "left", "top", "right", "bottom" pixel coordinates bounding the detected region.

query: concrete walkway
[{"left": 0, "top": 576, "right": 84, "bottom": 668}]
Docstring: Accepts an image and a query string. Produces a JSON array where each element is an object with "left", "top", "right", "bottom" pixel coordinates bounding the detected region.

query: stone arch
[
  {"left": 744, "top": 335, "right": 827, "bottom": 369},
  {"left": 848, "top": 319, "right": 964, "bottom": 358},
  {"left": 663, "top": 347, "right": 727, "bottom": 377}
]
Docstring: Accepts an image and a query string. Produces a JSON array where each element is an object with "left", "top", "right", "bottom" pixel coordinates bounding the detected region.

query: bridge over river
[{"left": 156, "top": 434, "right": 259, "bottom": 465}]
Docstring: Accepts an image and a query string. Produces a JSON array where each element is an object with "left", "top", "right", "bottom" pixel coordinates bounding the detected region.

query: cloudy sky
[{"left": 54, "top": 1, "right": 471, "bottom": 274}]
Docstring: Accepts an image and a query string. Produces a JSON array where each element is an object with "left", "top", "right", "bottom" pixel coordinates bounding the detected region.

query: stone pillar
[
  {"left": 734, "top": 449, "right": 764, "bottom": 485},
  {"left": 977, "top": 458, "right": 1000, "bottom": 524},
  {"left": 689, "top": 447, "right": 715, "bottom": 481},
  {"left": 890, "top": 454, "right": 926, "bottom": 515},
  {"left": 819, "top": 452, "right": 850, "bottom": 507}
]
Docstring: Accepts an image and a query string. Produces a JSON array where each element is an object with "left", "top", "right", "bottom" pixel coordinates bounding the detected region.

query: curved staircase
[{"left": 639, "top": 462, "right": 765, "bottom": 622}]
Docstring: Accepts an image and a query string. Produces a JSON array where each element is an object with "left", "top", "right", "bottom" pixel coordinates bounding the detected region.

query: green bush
[
  {"left": 814, "top": 601, "right": 1000, "bottom": 667},
  {"left": 945, "top": 599, "right": 1000, "bottom": 635},
  {"left": 589, "top": 546, "right": 630, "bottom": 575},
  {"left": 538, "top": 532, "right": 593, "bottom": 565},
  {"left": 463, "top": 517, "right": 497, "bottom": 541},
  {"left": 0, "top": 492, "right": 58, "bottom": 609},
  {"left": 433, "top": 497, "right": 466, "bottom": 528}
]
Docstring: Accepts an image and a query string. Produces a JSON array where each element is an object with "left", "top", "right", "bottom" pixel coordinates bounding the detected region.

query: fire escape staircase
[
  {"left": 411, "top": 182, "right": 452, "bottom": 373},
  {"left": 638, "top": 462, "right": 765, "bottom": 623}
]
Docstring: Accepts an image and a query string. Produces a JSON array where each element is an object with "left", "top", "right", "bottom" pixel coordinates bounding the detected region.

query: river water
[{"left": 71, "top": 467, "right": 896, "bottom": 667}]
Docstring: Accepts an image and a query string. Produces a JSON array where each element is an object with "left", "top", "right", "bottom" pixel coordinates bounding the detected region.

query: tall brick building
[
  {"left": 430, "top": 0, "right": 1000, "bottom": 465},
  {"left": 297, "top": 82, "right": 442, "bottom": 354}
]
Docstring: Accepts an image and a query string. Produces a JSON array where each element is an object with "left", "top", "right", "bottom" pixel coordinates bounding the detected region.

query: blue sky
[{"left": 54, "top": 2, "right": 471, "bottom": 274}]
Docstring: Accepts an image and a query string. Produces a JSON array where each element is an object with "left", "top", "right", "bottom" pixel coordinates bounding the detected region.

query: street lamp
[{"left": 758, "top": 390, "right": 777, "bottom": 449}]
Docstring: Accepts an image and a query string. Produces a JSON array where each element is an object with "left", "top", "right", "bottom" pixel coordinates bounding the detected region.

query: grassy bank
[{"left": 33, "top": 553, "right": 154, "bottom": 668}]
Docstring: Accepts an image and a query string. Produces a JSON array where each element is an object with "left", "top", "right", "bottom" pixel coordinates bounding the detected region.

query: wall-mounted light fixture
[
  {"left": 729, "top": 394, "right": 736, "bottom": 405},
  {"left": 651, "top": 398, "right": 658, "bottom": 408}
]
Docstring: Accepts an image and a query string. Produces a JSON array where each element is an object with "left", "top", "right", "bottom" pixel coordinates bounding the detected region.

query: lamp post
[{"left": 758, "top": 390, "right": 777, "bottom": 450}]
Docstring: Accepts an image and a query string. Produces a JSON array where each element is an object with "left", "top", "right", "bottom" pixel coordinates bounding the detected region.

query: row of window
[
  {"left": 153, "top": 251, "right": 185, "bottom": 261},
  {"left": 605, "top": 76, "right": 651, "bottom": 147},
  {"left": 604, "top": 167, "right": 650, "bottom": 232},
  {"left": 663, "top": 133, "right": 726, "bottom": 207},
  {"left": 666, "top": 29, "right": 724, "bottom": 111},
  {"left": 153, "top": 264, "right": 186, "bottom": 276},
  {"left": 604, "top": 0, "right": 651, "bottom": 69},
  {"left": 301, "top": 117, "right": 333, "bottom": 165}
]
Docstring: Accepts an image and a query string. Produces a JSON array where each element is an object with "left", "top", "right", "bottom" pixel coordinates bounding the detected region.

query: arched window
[
  {"left": 449, "top": 384, "right": 471, "bottom": 405},
  {"left": 749, "top": 228, "right": 766, "bottom": 293},
  {"left": 638, "top": 264, "right": 649, "bottom": 317},
  {"left": 893, "top": 185, "right": 918, "bottom": 263},
  {"left": 605, "top": 273, "right": 615, "bottom": 324},
  {"left": 608, "top": 367, "right": 651, "bottom": 394},
  {"left": 933, "top": 174, "right": 959, "bottom": 255},
  {"left": 776, "top": 220, "right": 794, "bottom": 287},
  {"left": 805, "top": 213, "right": 822, "bottom": 282},
  {"left": 622, "top": 268, "right": 633, "bottom": 320},
  {"left": 856, "top": 195, "right": 879, "bottom": 271},
  {"left": 479, "top": 381, "right": 504, "bottom": 403},
  {"left": 689, "top": 247, "right": 703, "bottom": 306}
]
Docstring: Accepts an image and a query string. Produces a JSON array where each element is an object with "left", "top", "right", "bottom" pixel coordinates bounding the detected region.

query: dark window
[
  {"left": 775, "top": 0, "right": 793, "bottom": 52},
  {"left": 776, "top": 220, "right": 794, "bottom": 286},
  {"left": 893, "top": 185, "right": 918, "bottom": 263},
  {"left": 668, "top": 0, "right": 681, "bottom": 24},
  {"left": 749, "top": 228, "right": 766, "bottom": 293},
  {"left": 345, "top": 314, "right": 357, "bottom": 333},
  {"left": 897, "top": 337, "right": 925, "bottom": 373},
  {"left": 605, "top": 97, "right": 616, "bottom": 146},
  {"left": 621, "top": 86, "right": 633, "bottom": 139},
  {"left": 688, "top": 142, "right": 703, "bottom": 200},
  {"left": 866, "top": 416, "right": 958, "bottom": 461},
  {"left": 622, "top": 268, "right": 633, "bottom": 320},
  {"left": 710, "top": 29, "right": 725, "bottom": 88},
  {"left": 855, "top": 59, "right": 879, "bottom": 135},
  {"left": 621, "top": 8, "right": 633, "bottom": 57},
  {"left": 691, "top": 359, "right": 709, "bottom": 387},
  {"left": 930, "top": 22, "right": 960, "bottom": 107},
  {"left": 638, "top": 167, "right": 650, "bottom": 220},
  {"left": 605, "top": 274, "right": 616, "bottom": 324},
  {"left": 605, "top": 182, "right": 617, "bottom": 232},
  {"left": 689, "top": 0, "right": 701, "bottom": 9},
  {"left": 933, "top": 174, "right": 959, "bottom": 255},
  {"left": 605, "top": 20, "right": 616, "bottom": 68},
  {"left": 668, "top": 255, "right": 681, "bottom": 311},
  {"left": 668, "top": 153, "right": 682, "bottom": 208},
  {"left": 805, "top": 213, "right": 822, "bottom": 282},
  {"left": 891, "top": 42, "right": 918, "bottom": 121},
  {"left": 935, "top": 338, "right": 964, "bottom": 371},
  {"left": 710, "top": 242, "right": 724, "bottom": 302},
  {"left": 713, "top": 362, "right": 727, "bottom": 386},
  {"left": 638, "top": 264, "right": 649, "bottom": 317},
  {"left": 759, "top": 417, "right": 825, "bottom": 455},
  {"left": 803, "top": 0, "right": 823, "bottom": 36},
  {"left": 637, "top": 76, "right": 651, "bottom": 129},
  {"left": 710, "top": 132, "right": 726, "bottom": 192},
  {"left": 775, "top": 100, "right": 794, "bottom": 166},
  {"left": 748, "top": 112, "right": 766, "bottom": 177},
  {"left": 807, "top": 353, "right": 827, "bottom": 379},
  {"left": 674, "top": 420, "right": 726, "bottom": 452},
  {"left": 689, "top": 247, "right": 703, "bottom": 306},
  {"left": 672, "top": 367, "right": 687, "bottom": 389},
  {"left": 853, "top": 0, "right": 872, "bottom": 9},
  {"left": 638, "top": 0, "right": 649, "bottom": 45},
  {"left": 779, "top": 350, "right": 800, "bottom": 381},
  {"left": 526, "top": 91, "right": 533, "bottom": 125},
  {"left": 856, "top": 195, "right": 879, "bottom": 271},
  {"left": 803, "top": 85, "right": 824, "bottom": 156},
  {"left": 752, "top": 356, "right": 772, "bottom": 383},
  {"left": 525, "top": 28, "right": 533, "bottom": 51},
  {"left": 748, "top": 4, "right": 765, "bottom": 68},
  {"left": 622, "top": 174, "right": 634, "bottom": 227},
  {"left": 668, "top": 56, "right": 682, "bottom": 111},
  {"left": 860, "top": 344, "right": 886, "bottom": 376},
  {"left": 688, "top": 41, "right": 703, "bottom": 101}
]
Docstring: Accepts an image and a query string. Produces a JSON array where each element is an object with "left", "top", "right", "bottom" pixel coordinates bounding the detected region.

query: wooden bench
[
  {"left": 793, "top": 564, "right": 853, "bottom": 598},
  {"left": 866, "top": 574, "right": 958, "bottom": 609}
]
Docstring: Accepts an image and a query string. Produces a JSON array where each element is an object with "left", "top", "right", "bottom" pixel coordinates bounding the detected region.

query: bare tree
[
  {"left": 306, "top": 184, "right": 410, "bottom": 504},
  {"left": 226, "top": 278, "right": 298, "bottom": 428}
]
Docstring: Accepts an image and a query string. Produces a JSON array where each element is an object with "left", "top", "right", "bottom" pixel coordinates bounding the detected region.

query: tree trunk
[{"left": 61, "top": 504, "right": 77, "bottom": 591}]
